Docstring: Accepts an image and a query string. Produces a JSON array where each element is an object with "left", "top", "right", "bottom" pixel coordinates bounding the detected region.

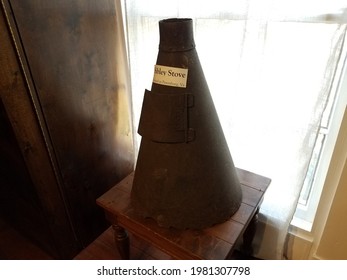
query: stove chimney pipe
[{"left": 131, "top": 18, "right": 242, "bottom": 229}]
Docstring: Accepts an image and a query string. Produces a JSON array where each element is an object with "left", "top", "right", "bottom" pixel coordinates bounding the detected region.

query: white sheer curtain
[{"left": 122, "top": 0, "right": 347, "bottom": 259}]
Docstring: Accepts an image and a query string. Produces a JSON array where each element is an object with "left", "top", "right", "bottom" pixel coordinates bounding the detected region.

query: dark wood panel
[
  {"left": 0, "top": 218, "right": 54, "bottom": 260},
  {"left": 1, "top": 0, "right": 134, "bottom": 258},
  {"left": 240, "top": 184, "right": 263, "bottom": 207},
  {"left": 8, "top": 0, "right": 134, "bottom": 247},
  {"left": 237, "top": 168, "right": 271, "bottom": 191},
  {"left": 0, "top": 100, "right": 55, "bottom": 257},
  {"left": 205, "top": 219, "right": 244, "bottom": 243},
  {"left": 0, "top": 5, "right": 79, "bottom": 258},
  {"left": 231, "top": 203, "right": 254, "bottom": 223}
]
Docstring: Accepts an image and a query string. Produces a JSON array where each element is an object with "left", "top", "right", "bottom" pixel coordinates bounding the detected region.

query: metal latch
[{"left": 138, "top": 89, "right": 195, "bottom": 143}]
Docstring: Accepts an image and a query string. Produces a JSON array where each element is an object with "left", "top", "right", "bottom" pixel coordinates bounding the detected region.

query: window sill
[
  {"left": 290, "top": 216, "right": 313, "bottom": 232},
  {"left": 285, "top": 222, "right": 314, "bottom": 259}
]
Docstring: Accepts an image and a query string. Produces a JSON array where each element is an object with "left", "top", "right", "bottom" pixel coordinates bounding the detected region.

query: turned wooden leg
[
  {"left": 241, "top": 207, "right": 259, "bottom": 257},
  {"left": 112, "top": 224, "right": 130, "bottom": 259}
]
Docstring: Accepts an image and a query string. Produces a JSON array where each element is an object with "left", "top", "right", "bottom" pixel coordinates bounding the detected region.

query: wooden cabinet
[{"left": 0, "top": 0, "right": 134, "bottom": 258}]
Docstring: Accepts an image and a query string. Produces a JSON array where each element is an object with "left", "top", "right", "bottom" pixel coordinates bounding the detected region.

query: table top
[{"left": 97, "top": 168, "right": 271, "bottom": 259}]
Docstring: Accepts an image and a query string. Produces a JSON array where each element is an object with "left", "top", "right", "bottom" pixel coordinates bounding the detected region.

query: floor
[
  {"left": 0, "top": 218, "right": 255, "bottom": 260},
  {"left": 0, "top": 218, "right": 52, "bottom": 260},
  {"left": 74, "top": 226, "right": 173, "bottom": 260}
]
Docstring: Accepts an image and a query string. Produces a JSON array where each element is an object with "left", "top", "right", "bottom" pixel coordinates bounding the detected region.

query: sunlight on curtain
[{"left": 123, "top": 0, "right": 347, "bottom": 259}]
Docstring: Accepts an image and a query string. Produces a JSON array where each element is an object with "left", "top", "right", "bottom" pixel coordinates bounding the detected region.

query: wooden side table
[{"left": 96, "top": 168, "right": 270, "bottom": 260}]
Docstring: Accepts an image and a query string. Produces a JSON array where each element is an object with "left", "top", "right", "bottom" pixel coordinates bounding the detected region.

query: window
[
  {"left": 293, "top": 50, "right": 347, "bottom": 231},
  {"left": 123, "top": 0, "right": 347, "bottom": 257}
]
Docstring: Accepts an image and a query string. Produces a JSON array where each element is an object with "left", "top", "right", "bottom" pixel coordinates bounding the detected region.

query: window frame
[{"left": 292, "top": 50, "right": 347, "bottom": 231}]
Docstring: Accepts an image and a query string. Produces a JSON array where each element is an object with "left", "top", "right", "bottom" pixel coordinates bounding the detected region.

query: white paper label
[{"left": 153, "top": 65, "right": 188, "bottom": 88}]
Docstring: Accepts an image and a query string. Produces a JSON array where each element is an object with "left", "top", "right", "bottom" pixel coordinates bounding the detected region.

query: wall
[
  {"left": 316, "top": 155, "right": 347, "bottom": 259},
  {"left": 311, "top": 104, "right": 347, "bottom": 259},
  {"left": 286, "top": 106, "right": 347, "bottom": 260}
]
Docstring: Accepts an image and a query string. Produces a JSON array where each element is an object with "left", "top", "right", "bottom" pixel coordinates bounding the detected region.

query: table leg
[
  {"left": 241, "top": 207, "right": 259, "bottom": 257},
  {"left": 112, "top": 224, "right": 130, "bottom": 259}
]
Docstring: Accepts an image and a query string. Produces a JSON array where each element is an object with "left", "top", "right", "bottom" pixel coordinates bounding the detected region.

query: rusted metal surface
[
  {"left": 138, "top": 90, "right": 195, "bottom": 143},
  {"left": 131, "top": 18, "right": 242, "bottom": 229}
]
